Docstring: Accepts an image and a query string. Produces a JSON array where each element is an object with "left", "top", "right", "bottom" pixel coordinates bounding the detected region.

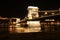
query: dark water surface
[{"left": 0, "top": 28, "right": 60, "bottom": 40}]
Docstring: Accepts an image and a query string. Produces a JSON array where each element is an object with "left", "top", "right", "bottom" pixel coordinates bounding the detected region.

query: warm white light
[
  {"left": 52, "top": 13, "right": 55, "bottom": 15},
  {"left": 27, "top": 21, "right": 40, "bottom": 27},
  {"left": 45, "top": 12, "right": 47, "bottom": 14},
  {"left": 28, "top": 6, "right": 38, "bottom": 9},
  {"left": 45, "top": 19, "right": 55, "bottom": 21}
]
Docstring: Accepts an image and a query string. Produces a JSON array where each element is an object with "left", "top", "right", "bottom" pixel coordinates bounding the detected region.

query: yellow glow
[
  {"left": 51, "top": 22, "right": 54, "bottom": 24},
  {"left": 52, "top": 13, "right": 55, "bottom": 15},
  {"left": 45, "top": 12, "right": 47, "bottom": 14}
]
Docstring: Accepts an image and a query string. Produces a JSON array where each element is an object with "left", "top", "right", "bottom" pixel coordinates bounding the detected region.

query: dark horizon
[{"left": 0, "top": 0, "right": 60, "bottom": 18}]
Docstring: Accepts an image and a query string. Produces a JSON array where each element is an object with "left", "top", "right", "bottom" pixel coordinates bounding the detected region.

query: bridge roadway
[
  {"left": 20, "top": 13, "right": 60, "bottom": 23},
  {"left": 0, "top": 28, "right": 60, "bottom": 40}
]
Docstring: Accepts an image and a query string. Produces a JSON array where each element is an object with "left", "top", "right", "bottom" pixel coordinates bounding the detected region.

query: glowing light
[
  {"left": 45, "top": 19, "right": 55, "bottom": 21},
  {"left": 45, "top": 12, "right": 47, "bottom": 14},
  {"left": 27, "top": 21, "right": 40, "bottom": 27},
  {"left": 28, "top": 6, "right": 38, "bottom": 9},
  {"left": 52, "top": 13, "right": 55, "bottom": 15}
]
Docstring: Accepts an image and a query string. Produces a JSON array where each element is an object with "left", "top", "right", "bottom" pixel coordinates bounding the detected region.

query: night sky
[{"left": 0, "top": 0, "right": 60, "bottom": 19}]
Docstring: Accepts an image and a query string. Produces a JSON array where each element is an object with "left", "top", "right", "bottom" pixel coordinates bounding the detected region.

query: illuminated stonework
[
  {"left": 27, "top": 6, "right": 41, "bottom": 32},
  {"left": 27, "top": 6, "right": 39, "bottom": 19}
]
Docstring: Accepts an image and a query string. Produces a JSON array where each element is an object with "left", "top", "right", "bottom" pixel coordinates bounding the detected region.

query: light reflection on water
[
  {"left": 8, "top": 25, "right": 41, "bottom": 33},
  {"left": 0, "top": 22, "right": 41, "bottom": 33},
  {"left": 1, "top": 21, "right": 60, "bottom": 33}
]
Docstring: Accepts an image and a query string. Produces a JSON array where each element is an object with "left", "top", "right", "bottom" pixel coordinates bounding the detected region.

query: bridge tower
[
  {"left": 27, "top": 6, "right": 41, "bottom": 32},
  {"left": 27, "top": 6, "right": 39, "bottom": 19}
]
